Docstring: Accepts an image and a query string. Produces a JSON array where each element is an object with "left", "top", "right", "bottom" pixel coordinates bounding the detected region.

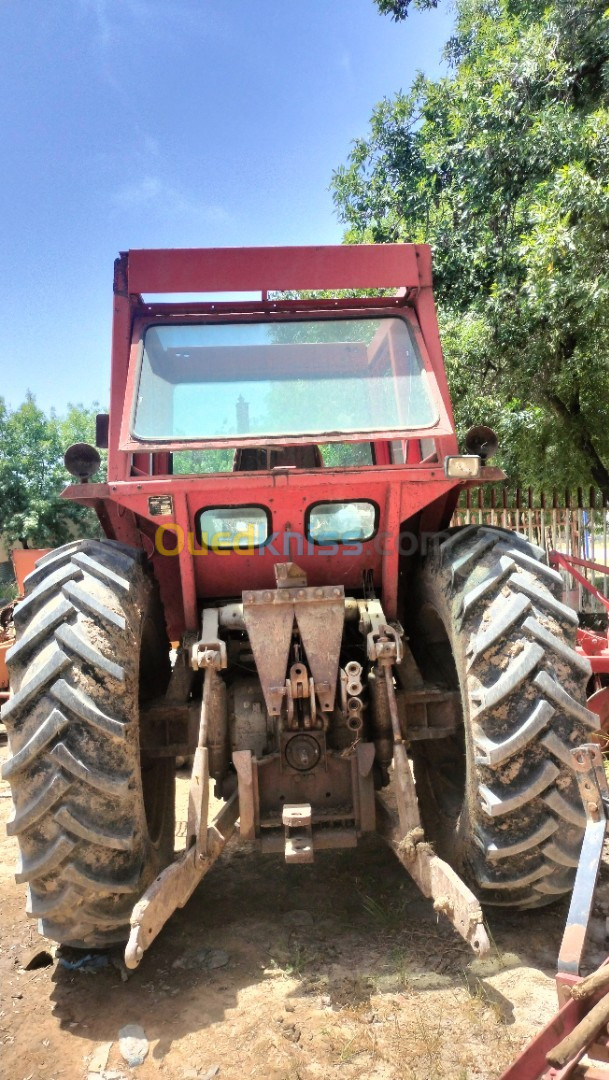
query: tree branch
[{"left": 547, "top": 394, "right": 609, "bottom": 497}]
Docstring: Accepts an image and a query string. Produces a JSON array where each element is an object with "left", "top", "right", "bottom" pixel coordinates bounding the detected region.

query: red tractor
[{"left": 1, "top": 244, "right": 598, "bottom": 968}]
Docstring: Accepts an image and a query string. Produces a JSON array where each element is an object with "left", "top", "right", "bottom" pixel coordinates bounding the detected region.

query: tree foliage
[
  {"left": 0, "top": 395, "right": 104, "bottom": 549},
  {"left": 335, "top": 0, "right": 609, "bottom": 494},
  {"left": 375, "top": 0, "right": 439, "bottom": 18}
]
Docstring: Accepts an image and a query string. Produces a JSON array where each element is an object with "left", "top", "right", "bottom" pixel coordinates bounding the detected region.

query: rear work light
[{"left": 444, "top": 455, "right": 481, "bottom": 479}]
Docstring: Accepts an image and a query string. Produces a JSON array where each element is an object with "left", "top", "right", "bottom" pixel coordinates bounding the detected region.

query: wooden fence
[{"left": 453, "top": 488, "right": 609, "bottom": 614}]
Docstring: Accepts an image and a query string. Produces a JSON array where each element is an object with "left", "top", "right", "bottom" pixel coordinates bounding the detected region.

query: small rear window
[
  {"left": 306, "top": 501, "right": 378, "bottom": 544},
  {"left": 197, "top": 505, "right": 270, "bottom": 550}
]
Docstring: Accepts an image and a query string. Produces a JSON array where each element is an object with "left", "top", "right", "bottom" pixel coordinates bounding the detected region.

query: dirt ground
[{"left": 2, "top": 743, "right": 609, "bottom": 1080}]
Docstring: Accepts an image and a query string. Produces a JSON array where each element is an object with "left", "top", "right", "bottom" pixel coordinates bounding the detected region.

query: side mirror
[
  {"left": 465, "top": 425, "right": 498, "bottom": 462},
  {"left": 96, "top": 413, "right": 109, "bottom": 449}
]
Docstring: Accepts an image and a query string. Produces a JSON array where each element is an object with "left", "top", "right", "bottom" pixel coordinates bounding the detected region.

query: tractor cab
[{"left": 74, "top": 245, "right": 471, "bottom": 638}]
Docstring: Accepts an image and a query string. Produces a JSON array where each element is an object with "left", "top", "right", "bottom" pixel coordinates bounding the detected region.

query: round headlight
[{"left": 64, "top": 442, "right": 101, "bottom": 481}]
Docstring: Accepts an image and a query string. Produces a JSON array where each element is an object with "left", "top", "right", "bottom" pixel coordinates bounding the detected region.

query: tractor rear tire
[
  {"left": 410, "top": 525, "right": 598, "bottom": 908},
  {"left": 1, "top": 539, "right": 175, "bottom": 946}
]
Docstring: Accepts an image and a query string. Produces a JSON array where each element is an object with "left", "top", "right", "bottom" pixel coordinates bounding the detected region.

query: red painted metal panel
[
  {"left": 174, "top": 491, "right": 198, "bottom": 631},
  {"left": 499, "top": 995, "right": 586, "bottom": 1079},
  {"left": 381, "top": 482, "right": 402, "bottom": 617},
  {"left": 11, "top": 549, "right": 51, "bottom": 595},
  {"left": 136, "top": 296, "right": 412, "bottom": 317},
  {"left": 68, "top": 468, "right": 462, "bottom": 634},
  {"left": 109, "top": 256, "right": 133, "bottom": 483},
  {"left": 77, "top": 244, "right": 466, "bottom": 635},
  {"left": 127, "top": 244, "right": 429, "bottom": 295},
  {"left": 550, "top": 551, "right": 609, "bottom": 613},
  {"left": 413, "top": 274, "right": 457, "bottom": 432},
  {"left": 587, "top": 658, "right": 609, "bottom": 674}
]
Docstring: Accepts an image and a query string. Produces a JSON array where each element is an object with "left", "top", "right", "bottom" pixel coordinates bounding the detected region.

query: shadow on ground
[{"left": 47, "top": 832, "right": 571, "bottom": 1057}]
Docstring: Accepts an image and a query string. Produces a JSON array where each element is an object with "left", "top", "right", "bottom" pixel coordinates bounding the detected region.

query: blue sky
[{"left": 1, "top": 0, "right": 454, "bottom": 414}]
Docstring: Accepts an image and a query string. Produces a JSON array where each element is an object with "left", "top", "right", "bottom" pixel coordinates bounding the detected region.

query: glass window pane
[
  {"left": 319, "top": 442, "right": 373, "bottom": 466},
  {"left": 307, "top": 501, "right": 377, "bottom": 543},
  {"left": 390, "top": 439, "right": 406, "bottom": 464},
  {"left": 133, "top": 317, "right": 438, "bottom": 441},
  {"left": 173, "top": 449, "right": 234, "bottom": 474},
  {"left": 198, "top": 506, "right": 269, "bottom": 549}
]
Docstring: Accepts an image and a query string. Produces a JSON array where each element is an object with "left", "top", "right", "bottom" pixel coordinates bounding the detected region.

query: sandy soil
[{"left": 2, "top": 743, "right": 608, "bottom": 1080}]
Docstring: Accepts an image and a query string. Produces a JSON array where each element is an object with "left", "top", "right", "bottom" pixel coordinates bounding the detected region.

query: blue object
[{"left": 58, "top": 953, "right": 109, "bottom": 972}]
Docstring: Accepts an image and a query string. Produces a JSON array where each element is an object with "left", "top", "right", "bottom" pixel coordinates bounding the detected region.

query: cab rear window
[
  {"left": 197, "top": 506, "right": 270, "bottom": 549},
  {"left": 306, "top": 501, "right": 378, "bottom": 544}
]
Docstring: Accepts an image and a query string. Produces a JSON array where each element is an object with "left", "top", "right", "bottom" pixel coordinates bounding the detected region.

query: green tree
[
  {"left": 375, "top": 0, "right": 439, "bottom": 16},
  {"left": 334, "top": 0, "right": 609, "bottom": 495},
  {"left": 0, "top": 395, "right": 104, "bottom": 548}
]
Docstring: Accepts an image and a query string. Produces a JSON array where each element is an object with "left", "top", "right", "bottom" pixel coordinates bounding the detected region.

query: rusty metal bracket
[
  {"left": 186, "top": 746, "right": 209, "bottom": 854},
  {"left": 380, "top": 662, "right": 419, "bottom": 833},
  {"left": 557, "top": 744, "right": 609, "bottom": 977},
  {"left": 233, "top": 749, "right": 258, "bottom": 841},
  {"left": 124, "top": 662, "right": 238, "bottom": 971},
  {"left": 124, "top": 789, "right": 239, "bottom": 970},
  {"left": 376, "top": 794, "right": 490, "bottom": 956},
  {"left": 375, "top": 654, "right": 489, "bottom": 957},
  {"left": 355, "top": 742, "right": 376, "bottom": 832},
  {"left": 359, "top": 599, "right": 404, "bottom": 665},
  {"left": 243, "top": 578, "right": 345, "bottom": 715},
  {"left": 191, "top": 607, "right": 227, "bottom": 670},
  {"left": 275, "top": 562, "right": 307, "bottom": 589},
  {"left": 288, "top": 662, "right": 309, "bottom": 699},
  {"left": 283, "top": 803, "right": 313, "bottom": 863},
  {"left": 360, "top": 605, "right": 487, "bottom": 954}
]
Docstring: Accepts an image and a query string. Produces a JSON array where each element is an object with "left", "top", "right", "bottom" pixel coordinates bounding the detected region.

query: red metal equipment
[
  {"left": 549, "top": 552, "right": 609, "bottom": 733},
  {"left": 63, "top": 244, "right": 502, "bottom": 964},
  {"left": 500, "top": 742, "right": 609, "bottom": 1079},
  {"left": 0, "top": 548, "right": 51, "bottom": 701},
  {"left": 500, "top": 554, "right": 609, "bottom": 1080},
  {"left": 1, "top": 244, "right": 599, "bottom": 980}
]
